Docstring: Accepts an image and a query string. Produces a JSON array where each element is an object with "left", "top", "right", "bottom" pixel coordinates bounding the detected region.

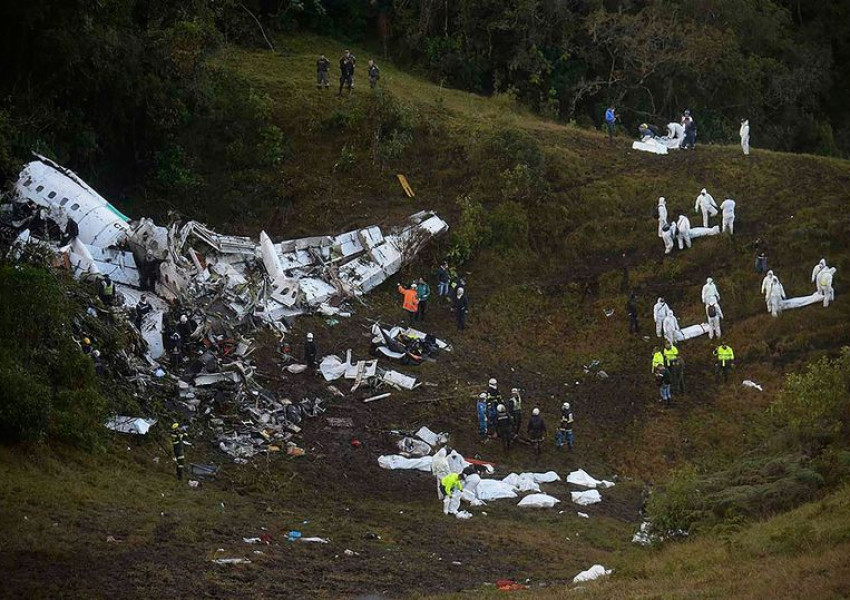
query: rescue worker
[
  {"left": 367, "top": 59, "right": 380, "bottom": 88},
  {"left": 171, "top": 422, "right": 186, "bottom": 480},
  {"left": 486, "top": 379, "right": 501, "bottom": 435},
  {"left": 508, "top": 388, "right": 523, "bottom": 435},
  {"left": 139, "top": 251, "right": 159, "bottom": 291},
  {"left": 455, "top": 287, "right": 469, "bottom": 330},
  {"left": 92, "top": 349, "right": 105, "bottom": 376},
  {"left": 461, "top": 466, "right": 482, "bottom": 505},
  {"left": 304, "top": 332, "right": 318, "bottom": 370},
  {"left": 431, "top": 447, "right": 450, "bottom": 499},
  {"left": 694, "top": 189, "right": 718, "bottom": 228},
  {"left": 755, "top": 251, "right": 768, "bottom": 274},
  {"left": 663, "top": 340, "right": 684, "bottom": 394},
  {"left": 768, "top": 274, "right": 786, "bottom": 317},
  {"left": 702, "top": 277, "right": 720, "bottom": 307},
  {"left": 654, "top": 364, "right": 672, "bottom": 404},
  {"left": 441, "top": 471, "right": 464, "bottom": 515},
  {"left": 720, "top": 198, "right": 736, "bottom": 235},
  {"left": 527, "top": 407, "right": 547, "bottom": 445},
  {"left": 338, "top": 50, "right": 355, "bottom": 96},
  {"left": 662, "top": 310, "right": 681, "bottom": 346},
  {"left": 761, "top": 269, "right": 775, "bottom": 309},
  {"left": 134, "top": 295, "right": 153, "bottom": 329},
  {"left": 651, "top": 347, "right": 665, "bottom": 372},
  {"left": 682, "top": 112, "right": 697, "bottom": 149},
  {"left": 661, "top": 222, "right": 675, "bottom": 255},
  {"left": 676, "top": 213, "right": 692, "bottom": 249},
  {"left": 818, "top": 267, "right": 836, "bottom": 307},
  {"left": 706, "top": 301, "right": 723, "bottom": 339},
  {"left": 556, "top": 402, "right": 574, "bottom": 450},
  {"left": 169, "top": 331, "right": 183, "bottom": 370},
  {"left": 476, "top": 393, "right": 488, "bottom": 439},
  {"left": 316, "top": 54, "right": 331, "bottom": 89},
  {"left": 740, "top": 119, "right": 750, "bottom": 155},
  {"left": 657, "top": 197, "right": 668, "bottom": 236},
  {"left": 713, "top": 341, "right": 735, "bottom": 383},
  {"left": 605, "top": 106, "right": 617, "bottom": 143},
  {"left": 653, "top": 298, "right": 670, "bottom": 338},
  {"left": 811, "top": 259, "right": 828, "bottom": 287},
  {"left": 626, "top": 291, "right": 639, "bottom": 334},
  {"left": 177, "top": 314, "right": 195, "bottom": 342},
  {"left": 416, "top": 277, "right": 430, "bottom": 321},
  {"left": 398, "top": 282, "right": 419, "bottom": 324},
  {"left": 98, "top": 274, "right": 115, "bottom": 306},
  {"left": 81, "top": 337, "right": 93, "bottom": 355},
  {"left": 436, "top": 262, "right": 450, "bottom": 299},
  {"left": 495, "top": 404, "right": 512, "bottom": 451}
]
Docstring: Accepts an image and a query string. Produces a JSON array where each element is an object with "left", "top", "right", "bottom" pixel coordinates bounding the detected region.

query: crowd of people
[{"left": 316, "top": 50, "right": 381, "bottom": 96}]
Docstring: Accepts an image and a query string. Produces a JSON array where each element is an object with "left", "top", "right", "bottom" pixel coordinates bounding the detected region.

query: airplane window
[
  {"left": 70, "top": 203, "right": 80, "bottom": 211},
  {"left": 35, "top": 185, "right": 44, "bottom": 192},
  {"left": 60, "top": 198, "right": 70, "bottom": 206},
  {"left": 48, "top": 191, "right": 57, "bottom": 198}
]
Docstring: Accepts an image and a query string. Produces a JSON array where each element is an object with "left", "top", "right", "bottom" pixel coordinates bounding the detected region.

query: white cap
[
  {"left": 488, "top": 378, "right": 497, "bottom": 386},
  {"left": 562, "top": 401, "right": 570, "bottom": 410},
  {"left": 511, "top": 387, "right": 519, "bottom": 394},
  {"left": 93, "top": 350, "right": 101, "bottom": 357},
  {"left": 532, "top": 408, "right": 540, "bottom": 416},
  {"left": 479, "top": 392, "right": 487, "bottom": 399},
  {"left": 307, "top": 333, "right": 314, "bottom": 341}
]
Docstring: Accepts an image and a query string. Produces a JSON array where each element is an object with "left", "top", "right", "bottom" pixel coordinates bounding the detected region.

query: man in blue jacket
[{"left": 605, "top": 106, "right": 617, "bottom": 143}]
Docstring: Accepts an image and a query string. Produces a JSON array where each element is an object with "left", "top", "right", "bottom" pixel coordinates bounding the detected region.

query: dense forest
[{"left": 1, "top": 0, "right": 849, "bottom": 190}]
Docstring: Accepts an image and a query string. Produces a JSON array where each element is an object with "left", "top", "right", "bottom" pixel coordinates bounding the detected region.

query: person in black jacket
[
  {"left": 316, "top": 54, "right": 331, "bottom": 89},
  {"left": 626, "top": 291, "right": 639, "bottom": 334},
  {"left": 338, "top": 50, "right": 355, "bottom": 96},
  {"left": 304, "top": 332, "right": 318, "bottom": 371},
  {"left": 455, "top": 286, "right": 469, "bottom": 330}
]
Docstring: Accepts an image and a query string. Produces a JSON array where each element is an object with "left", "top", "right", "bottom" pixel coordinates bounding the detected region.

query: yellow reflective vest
[
  {"left": 663, "top": 345, "right": 680, "bottom": 365},
  {"left": 715, "top": 345, "right": 734, "bottom": 366},
  {"left": 652, "top": 351, "right": 665, "bottom": 371},
  {"left": 442, "top": 472, "right": 463, "bottom": 495}
]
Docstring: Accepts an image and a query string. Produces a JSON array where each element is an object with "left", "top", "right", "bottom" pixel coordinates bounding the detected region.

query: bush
[
  {"left": 447, "top": 194, "right": 490, "bottom": 264},
  {"left": 489, "top": 201, "right": 529, "bottom": 249}
]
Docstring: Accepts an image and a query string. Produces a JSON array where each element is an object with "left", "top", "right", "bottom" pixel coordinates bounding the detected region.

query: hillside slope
[{"left": 2, "top": 32, "right": 850, "bottom": 599}]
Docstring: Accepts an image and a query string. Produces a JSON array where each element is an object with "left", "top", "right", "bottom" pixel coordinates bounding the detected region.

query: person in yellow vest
[
  {"left": 397, "top": 282, "right": 419, "bottom": 325},
  {"left": 98, "top": 274, "right": 115, "bottom": 306},
  {"left": 651, "top": 347, "right": 665, "bottom": 372},
  {"left": 441, "top": 471, "right": 464, "bottom": 515},
  {"left": 663, "top": 340, "right": 685, "bottom": 394},
  {"left": 713, "top": 341, "right": 735, "bottom": 383},
  {"left": 171, "top": 422, "right": 186, "bottom": 480}
]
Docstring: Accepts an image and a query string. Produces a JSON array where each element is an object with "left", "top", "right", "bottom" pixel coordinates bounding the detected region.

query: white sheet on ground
[
  {"left": 377, "top": 455, "right": 433, "bottom": 471},
  {"left": 632, "top": 140, "right": 669, "bottom": 155},
  {"left": 678, "top": 323, "right": 711, "bottom": 342},
  {"left": 397, "top": 437, "right": 432, "bottom": 456},
  {"left": 502, "top": 473, "right": 541, "bottom": 493},
  {"left": 517, "top": 493, "right": 560, "bottom": 508},
  {"left": 105, "top": 416, "right": 157, "bottom": 434},
  {"left": 532, "top": 471, "right": 561, "bottom": 483},
  {"left": 742, "top": 380, "right": 764, "bottom": 391},
  {"left": 319, "top": 355, "right": 347, "bottom": 381},
  {"left": 567, "top": 469, "right": 615, "bottom": 489},
  {"left": 780, "top": 292, "right": 824, "bottom": 310},
  {"left": 571, "top": 489, "right": 603, "bottom": 505},
  {"left": 416, "top": 426, "right": 449, "bottom": 447},
  {"left": 476, "top": 479, "right": 518, "bottom": 501},
  {"left": 689, "top": 226, "right": 720, "bottom": 239},
  {"left": 573, "top": 564, "right": 612, "bottom": 583}
]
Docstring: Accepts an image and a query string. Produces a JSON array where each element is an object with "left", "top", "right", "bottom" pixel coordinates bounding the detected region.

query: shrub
[
  {"left": 489, "top": 201, "right": 529, "bottom": 249},
  {"left": 447, "top": 194, "right": 490, "bottom": 264}
]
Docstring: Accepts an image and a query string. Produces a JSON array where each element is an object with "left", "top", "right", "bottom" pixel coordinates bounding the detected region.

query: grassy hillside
[{"left": 2, "top": 32, "right": 850, "bottom": 598}]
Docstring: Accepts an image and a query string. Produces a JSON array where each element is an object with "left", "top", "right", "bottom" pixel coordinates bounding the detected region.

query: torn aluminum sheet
[
  {"left": 566, "top": 469, "right": 615, "bottom": 489},
  {"left": 195, "top": 372, "right": 242, "bottom": 386},
  {"left": 780, "top": 292, "right": 824, "bottom": 310},
  {"left": 517, "top": 494, "right": 559, "bottom": 508},
  {"left": 632, "top": 139, "right": 668, "bottom": 155},
  {"left": 86, "top": 245, "right": 140, "bottom": 286},
  {"left": 117, "top": 284, "right": 167, "bottom": 359},
  {"left": 383, "top": 370, "right": 418, "bottom": 390},
  {"left": 105, "top": 416, "right": 157, "bottom": 434},
  {"left": 415, "top": 426, "right": 448, "bottom": 447}
]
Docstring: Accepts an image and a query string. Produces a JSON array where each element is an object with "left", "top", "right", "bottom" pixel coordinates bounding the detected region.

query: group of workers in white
[
  {"left": 761, "top": 258, "right": 837, "bottom": 317},
  {"left": 653, "top": 276, "right": 724, "bottom": 345},
  {"left": 655, "top": 188, "right": 736, "bottom": 254}
]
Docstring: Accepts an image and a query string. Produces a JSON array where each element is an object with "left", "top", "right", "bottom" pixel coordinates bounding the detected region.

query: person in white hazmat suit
[
  {"left": 667, "top": 122, "right": 684, "bottom": 142},
  {"left": 768, "top": 274, "right": 786, "bottom": 317},
  {"left": 694, "top": 189, "right": 718, "bottom": 228},
  {"left": 676, "top": 214, "right": 692, "bottom": 249},
  {"left": 818, "top": 267, "right": 836, "bottom": 307},
  {"left": 701, "top": 277, "right": 720, "bottom": 307},
  {"left": 720, "top": 198, "right": 736, "bottom": 235},
  {"left": 661, "top": 222, "right": 675, "bottom": 254},
  {"left": 811, "top": 259, "right": 827, "bottom": 287},
  {"left": 662, "top": 311, "right": 681, "bottom": 345},
  {"left": 460, "top": 466, "right": 484, "bottom": 506},
  {"left": 706, "top": 301, "right": 723, "bottom": 339},
  {"left": 657, "top": 197, "right": 668, "bottom": 236},
  {"left": 740, "top": 119, "right": 750, "bottom": 155},
  {"left": 431, "top": 447, "right": 451, "bottom": 499},
  {"left": 761, "top": 270, "right": 775, "bottom": 309},
  {"left": 653, "top": 298, "right": 670, "bottom": 338}
]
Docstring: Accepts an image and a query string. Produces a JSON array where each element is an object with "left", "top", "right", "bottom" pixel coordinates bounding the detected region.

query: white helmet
[
  {"left": 532, "top": 408, "right": 540, "bottom": 416},
  {"left": 479, "top": 392, "right": 487, "bottom": 399},
  {"left": 180, "top": 315, "right": 188, "bottom": 323},
  {"left": 497, "top": 404, "right": 506, "bottom": 413},
  {"left": 456, "top": 287, "right": 465, "bottom": 298},
  {"left": 488, "top": 378, "right": 497, "bottom": 386},
  {"left": 562, "top": 402, "right": 570, "bottom": 410},
  {"left": 307, "top": 333, "right": 314, "bottom": 341},
  {"left": 412, "top": 281, "right": 418, "bottom": 287},
  {"left": 511, "top": 387, "right": 519, "bottom": 394}
]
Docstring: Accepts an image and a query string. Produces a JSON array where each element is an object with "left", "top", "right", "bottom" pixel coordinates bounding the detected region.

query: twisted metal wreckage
[{"left": 3, "top": 155, "right": 449, "bottom": 460}]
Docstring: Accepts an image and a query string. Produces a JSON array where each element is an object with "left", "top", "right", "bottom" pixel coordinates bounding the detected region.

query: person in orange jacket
[{"left": 398, "top": 282, "right": 419, "bottom": 324}]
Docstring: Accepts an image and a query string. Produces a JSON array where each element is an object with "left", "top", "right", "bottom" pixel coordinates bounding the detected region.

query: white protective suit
[
  {"left": 443, "top": 481, "right": 462, "bottom": 515},
  {"left": 676, "top": 215, "right": 692, "bottom": 249},
  {"left": 661, "top": 224, "right": 674, "bottom": 254},
  {"left": 720, "top": 198, "right": 736, "bottom": 235},
  {"left": 653, "top": 298, "right": 670, "bottom": 338},
  {"left": 701, "top": 277, "right": 720, "bottom": 307},
  {"left": 431, "top": 448, "right": 450, "bottom": 499},
  {"left": 811, "top": 259, "right": 827, "bottom": 286},
  {"left": 657, "top": 197, "right": 668, "bottom": 236},
  {"left": 740, "top": 120, "right": 750, "bottom": 155},
  {"left": 694, "top": 189, "right": 718, "bottom": 228},
  {"left": 768, "top": 276, "right": 786, "bottom": 317},
  {"left": 818, "top": 267, "right": 836, "bottom": 307},
  {"left": 462, "top": 473, "right": 483, "bottom": 506},
  {"left": 662, "top": 312, "right": 681, "bottom": 345},
  {"left": 761, "top": 270, "right": 775, "bottom": 308},
  {"left": 667, "top": 122, "right": 684, "bottom": 142},
  {"left": 706, "top": 302, "right": 724, "bottom": 339}
]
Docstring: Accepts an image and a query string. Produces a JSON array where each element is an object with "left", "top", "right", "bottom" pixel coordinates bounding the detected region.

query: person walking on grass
[
  {"left": 605, "top": 106, "right": 617, "bottom": 143},
  {"left": 316, "top": 54, "right": 331, "bottom": 89},
  {"left": 338, "top": 50, "right": 355, "bottom": 96},
  {"left": 397, "top": 281, "right": 419, "bottom": 325}
]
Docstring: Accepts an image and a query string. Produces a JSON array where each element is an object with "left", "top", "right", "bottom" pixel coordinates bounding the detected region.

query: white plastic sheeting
[
  {"left": 517, "top": 493, "right": 560, "bottom": 508},
  {"left": 502, "top": 473, "right": 541, "bottom": 493},
  {"left": 532, "top": 471, "right": 562, "bottom": 483},
  {"left": 566, "top": 469, "right": 615, "bottom": 489},
  {"left": 416, "top": 426, "right": 448, "bottom": 447},
  {"left": 105, "top": 416, "right": 157, "bottom": 434},
  {"left": 378, "top": 455, "right": 433, "bottom": 472},
  {"left": 476, "top": 479, "right": 519, "bottom": 501},
  {"left": 397, "top": 437, "right": 432, "bottom": 456},
  {"left": 677, "top": 322, "right": 711, "bottom": 342},
  {"left": 632, "top": 139, "right": 669, "bottom": 155},
  {"left": 689, "top": 226, "right": 720, "bottom": 239},
  {"left": 571, "top": 490, "right": 603, "bottom": 506},
  {"left": 780, "top": 292, "right": 824, "bottom": 310},
  {"left": 572, "top": 564, "right": 612, "bottom": 583}
]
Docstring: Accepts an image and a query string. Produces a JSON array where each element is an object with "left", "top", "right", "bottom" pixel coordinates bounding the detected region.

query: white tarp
[
  {"left": 476, "top": 479, "right": 518, "bottom": 501},
  {"left": 319, "top": 355, "right": 347, "bottom": 381},
  {"left": 517, "top": 493, "right": 560, "bottom": 508},
  {"left": 416, "top": 426, "right": 448, "bottom": 447},
  {"left": 780, "top": 292, "right": 824, "bottom": 310},
  {"left": 678, "top": 322, "right": 711, "bottom": 342},
  {"left": 502, "top": 473, "right": 541, "bottom": 493},
  {"left": 572, "top": 564, "right": 612, "bottom": 583},
  {"left": 689, "top": 226, "right": 720, "bottom": 239},
  {"left": 571, "top": 490, "right": 603, "bottom": 505},
  {"left": 532, "top": 471, "right": 561, "bottom": 483},
  {"left": 567, "top": 469, "right": 615, "bottom": 489},
  {"left": 377, "top": 455, "right": 433, "bottom": 472},
  {"left": 632, "top": 139, "right": 668, "bottom": 155},
  {"left": 397, "top": 437, "right": 432, "bottom": 456},
  {"left": 105, "top": 416, "right": 157, "bottom": 435}
]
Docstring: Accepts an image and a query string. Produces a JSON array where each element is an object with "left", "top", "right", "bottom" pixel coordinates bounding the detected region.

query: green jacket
[{"left": 417, "top": 282, "right": 431, "bottom": 301}]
